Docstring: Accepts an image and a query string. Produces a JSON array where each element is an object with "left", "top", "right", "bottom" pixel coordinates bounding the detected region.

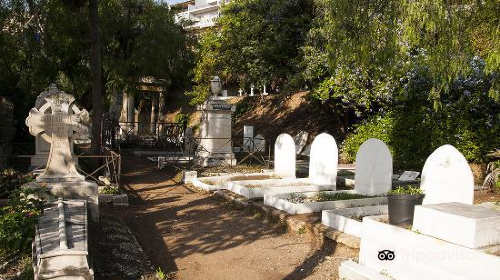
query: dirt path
[{"left": 105, "top": 156, "right": 357, "bottom": 280}]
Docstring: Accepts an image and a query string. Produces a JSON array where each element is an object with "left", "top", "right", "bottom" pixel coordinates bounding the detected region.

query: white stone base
[
  {"left": 197, "top": 153, "right": 237, "bottom": 167},
  {"left": 191, "top": 172, "right": 276, "bottom": 191},
  {"left": 412, "top": 202, "right": 500, "bottom": 249},
  {"left": 322, "top": 205, "right": 388, "bottom": 237},
  {"left": 341, "top": 217, "right": 500, "bottom": 280},
  {"left": 339, "top": 260, "right": 394, "bottom": 280},
  {"left": 227, "top": 178, "right": 334, "bottom": 199},
  {"left": 264, "top": 191, "right": 387, "bottom": 215},
  {"left": 28, "top": 180, "right": 99, "bottom": 221}
]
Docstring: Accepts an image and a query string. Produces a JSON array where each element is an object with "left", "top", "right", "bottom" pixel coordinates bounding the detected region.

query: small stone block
[
  {"left": 183, "top": 170, "right": 197, "bottom": 183},
  {"left": 99, "top": 194, "right": 113, "bottom": 203},
  {"left": 112, "top": 194, "right": 129, "bottom": 207},
  {"left": 413, "top": 202, "right": 500, "bottom": 248}
]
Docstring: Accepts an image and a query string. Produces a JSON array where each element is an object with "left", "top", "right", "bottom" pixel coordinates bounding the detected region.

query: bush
[
  {"left": 342, "top": 113, "right": 395, "bottom": 162},
  {"left": 0, "top": 188, "right": 46, "bottom": 258},
  {"left": 232, "top": 97, "right": 255, "bottom": 121},
  {"left": 174, "top": 112, "right": 190, "bottom": 126},
  {"left": 0, "top": 169, "right": 35, "bottom": 199},
  {"left": 342, "top": 65, "right": 500, "bottom": 170}
]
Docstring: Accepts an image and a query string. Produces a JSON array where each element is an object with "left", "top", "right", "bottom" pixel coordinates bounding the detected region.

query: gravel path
[{"left": 103, "top": 156, "right": 357, "bottom": 280}]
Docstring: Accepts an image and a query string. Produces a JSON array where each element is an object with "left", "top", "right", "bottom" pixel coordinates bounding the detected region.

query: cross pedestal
[{"left": 25, "top": 85, "right": 98, "bottom": 220}]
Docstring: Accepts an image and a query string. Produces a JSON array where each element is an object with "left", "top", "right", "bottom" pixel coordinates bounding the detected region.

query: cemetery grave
[
  {"left": 338, "top": 144, "right": 500, "bottom": 280},
  {"left": 225, "top": 133, "right": 340, "bottom": 199},
  {"left": 264, "top": 138, "right": 392, "bottom": 216}
]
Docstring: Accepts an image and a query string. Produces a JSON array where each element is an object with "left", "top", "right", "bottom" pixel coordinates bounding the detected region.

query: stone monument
[
  {"left": 309, "top": 133, "right": 338, "bottom": 187},
  {"left": 420, "top": 144, "right": 474, "bottom": 205},
  {"left": 30, "top": 85, "right": 84, "bottom": 168},
  {"left": 354, "top": 138, "right": 393, "bottom": 196},
  {"left": 274, "top": 133, "right": 295, "bottom": 178},
  {"left": 196, "top": 76, "right": 236, "bottom": 166},
  {"left": 26, "top": 85, "right": 98, "bottom": 220}
]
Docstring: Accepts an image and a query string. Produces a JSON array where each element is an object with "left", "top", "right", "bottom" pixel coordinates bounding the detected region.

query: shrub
[
  {"left": 342, "top": 67, "right": 500, "bottom": 170},
  {"left": 174, "top": 112, "right": 190, "bottom": 126},
  {"left": 0, "top": 188, "right": 47, "bottom": 258},
  {"left": 342, "top": 113, "right": 395, "bottom": 163},
  {"left": 0, "top": 169, "right": 35, "bottom": 199},
  {"left": 232, "top": 97, "right": 254, "bottom": 121}
]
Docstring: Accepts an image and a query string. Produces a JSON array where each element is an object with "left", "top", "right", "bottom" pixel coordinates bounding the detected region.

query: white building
[{"left": 174, "top": 0, "right": 231, "bottom": 30}]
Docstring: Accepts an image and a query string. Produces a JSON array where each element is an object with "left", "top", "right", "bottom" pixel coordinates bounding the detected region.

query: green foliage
[
  {"left": 313, "top": 191, "right": 373, "bottom": 202},
  {"left": 155, "top": 267, "right": 167, "bottom": 280},
  {"left": 99, "top": 186, "right": 119, "bottom": 194},
  {"left": 342, "top": 114, "right": 394, "bottom": 162},
  {"left": 174, "top": 112, "right": 190, "bottom": 126},
  {"left": 0, "top": 188, "right": 47, "bottom": 257},
  {"left": 388, "top": 186, "right": 424, "bottom": 195},
  {"left": 0, "top": 169, "right": 35, "bottom": 199},
  {"left": 190, "top": 0, "right": 314, "bottom": 102},
  {"left": 342, "top": 66, "right": 500, "bottom": 170},
  {"left": 307, "top": 0, "right": 500, "bottom": 104},
  {"left": 232, "top": 97, "right": 254, "bottom": 121},
  {"left": 0, "top": 0, "right": 192, "bottom": 121}
]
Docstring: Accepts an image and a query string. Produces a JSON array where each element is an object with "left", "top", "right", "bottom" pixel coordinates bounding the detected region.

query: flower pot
[{"left": 388, "top": 194, "right": 425, "bottom": 226}]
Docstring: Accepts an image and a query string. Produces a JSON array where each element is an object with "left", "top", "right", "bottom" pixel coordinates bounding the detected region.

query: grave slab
[
  {"left": 34, "top": 199, "right": 93, "bottom": 280},
  {"left": 412, "top": 202, "right": 500, "bottom": 249},
  {"left": 190, "top": 172, "right": 276, "bottom": 191},
  {"left": 264, "top": 191, "right": 387, "bottom": 215},
  {"left": 341, "top": 216, "right": 500, "bottom": 280},
  {"left": 322, "top": 205, "right": 388, "bottom": 238},
  {"left": 226, "top": 178, "right": 329, "bottom": 199}
]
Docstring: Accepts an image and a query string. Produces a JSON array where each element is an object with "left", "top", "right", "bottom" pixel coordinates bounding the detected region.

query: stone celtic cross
[{"left": 26, "top": 85, "right": 89, "bottom": 182}]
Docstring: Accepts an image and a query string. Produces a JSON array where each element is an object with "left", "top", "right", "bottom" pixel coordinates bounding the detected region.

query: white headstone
[
  {"left": 274, "top": 133, "right": 295, "bottom": 178},
  {"left": 238, "top": 89, "right": 243, "bottom": 97},
  {"left": 354, "top": 138, "right": 393, "bottom": 196},
  {"left": 309, "top": 133, "right": 338, "bottom": 186},
  {"left": 26, "top": 85, "right": 90, "bottom": 182},
  {"left": 222, "top": 90, "right": 228, "bottom": 97},
  {"left": 243, "top": 125, "right": 254, "bottom": 151},
  {"left": 250, "top": 85, "right": 255, "bottom": 96},
  {"left": 262, "top": 85, "right": 268, "bottom": 96},
  {"left": 421, "top": 144, "right": 474, "bottom": 205},
  {"left": 254, "top": 134, "right": 266, "bottom": 152},
  {"left": 293, "top": 131, "right": 309, "bottom": 154}
]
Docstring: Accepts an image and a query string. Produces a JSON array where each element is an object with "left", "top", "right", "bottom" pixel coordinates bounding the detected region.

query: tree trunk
[{"left": 90, "top": 0, "right": 102, "bottom": 155}]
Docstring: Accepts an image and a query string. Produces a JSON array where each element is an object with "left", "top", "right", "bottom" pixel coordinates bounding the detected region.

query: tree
[
  {"left": 0, "top": 0, "right": 191, "bottom": 140},
  {"left": 189, "top": 0, "right": 314, "bottom": 103},
  {"left": 89, "top": 0, "right": 103, "bottom": 155}
]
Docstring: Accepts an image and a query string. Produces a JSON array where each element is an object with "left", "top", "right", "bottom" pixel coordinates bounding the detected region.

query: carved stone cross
[{"left": 26, "top": 85, "right": 89, "bottom": 182}]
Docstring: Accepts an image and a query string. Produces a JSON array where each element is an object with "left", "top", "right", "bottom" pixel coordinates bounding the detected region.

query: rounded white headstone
[
  {"left": 421, "top": 145, "right": 474, "bottom": 205},
  {"left": 274, "top": 133, "right": 296, "bottom": 178},
  {"left": 354, "top": 138, "right": 393, "bottom": 196},
  {"left": 309, "top": 133, "right": 338, "bottom": 187}
]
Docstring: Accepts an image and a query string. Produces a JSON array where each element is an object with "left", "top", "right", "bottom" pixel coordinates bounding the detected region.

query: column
[{"left": 150, "top": 94, "right": 159, "bottom": 135}]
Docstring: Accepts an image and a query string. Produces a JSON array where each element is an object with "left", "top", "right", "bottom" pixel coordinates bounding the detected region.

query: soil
[
  {"left": 473, "top": 190, "right": 500, "bottom": 204},
  {"left": 98, "top": 156, "right": 358, "bottom": 280}
]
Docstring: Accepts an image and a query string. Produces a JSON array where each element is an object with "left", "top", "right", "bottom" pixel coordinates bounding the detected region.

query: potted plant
[{"left": 387, "top": 186, "right": 425, "bottom": 226}]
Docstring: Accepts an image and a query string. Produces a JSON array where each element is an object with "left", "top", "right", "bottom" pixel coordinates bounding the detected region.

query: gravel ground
[{"left": 98, "top": 156, "right": 358, "bottom": 280}]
